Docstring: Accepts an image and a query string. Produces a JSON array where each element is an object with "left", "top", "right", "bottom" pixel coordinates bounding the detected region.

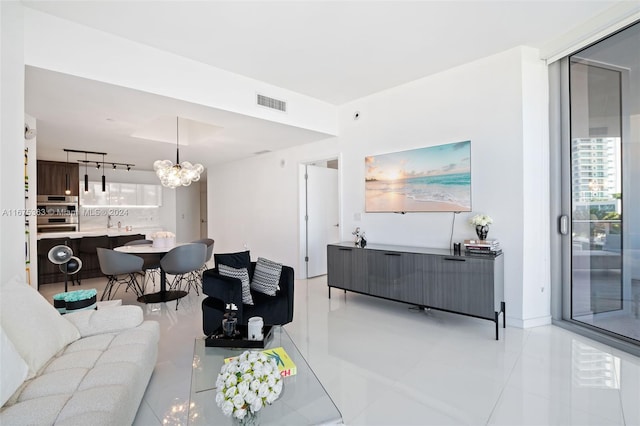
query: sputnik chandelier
[{"left": 154, "top": 117, "right": 204, "bottom": 188}]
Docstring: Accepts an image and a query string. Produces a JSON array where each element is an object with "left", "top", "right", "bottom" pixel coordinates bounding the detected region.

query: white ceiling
[
  {"left": 26, "top": 66, "right": 333, "bottom": 169},
  {"left": 23, "top": 0, "right": 626, "bottom": 170}
]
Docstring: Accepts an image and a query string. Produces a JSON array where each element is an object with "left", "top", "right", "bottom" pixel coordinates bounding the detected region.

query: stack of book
[{"left": 464, "top": 239, "right": 502, "bottom": 256}]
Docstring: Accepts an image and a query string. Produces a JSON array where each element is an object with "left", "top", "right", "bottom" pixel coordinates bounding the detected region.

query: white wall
[
  {"left": 208, "top": 152, "right": 303, "bottom": 263},
  {"left": 175, "top": 183, "right": 201, "bottom": 243},
  {"left": 25, "top": 116, "right": 38, "bottom": 286},
  {"left": 520, "top": 47, "right": 552, "bottom": 325},
  {"left": 338, "top": 46, "right": 551, "bottom": 327},
  {"left": 22, "top": 7, "right": 337, "bottom": 136},
  {"left": 1, "top": 2, "right": 26, "bottom": 284},
  {"left": 208, "top": 46, "right": 551, "bottom": 327}
]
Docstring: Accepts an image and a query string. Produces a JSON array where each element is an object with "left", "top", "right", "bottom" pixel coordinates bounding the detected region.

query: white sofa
[{"left": 0, "top": 276, "right": 159, "bottom": 425}]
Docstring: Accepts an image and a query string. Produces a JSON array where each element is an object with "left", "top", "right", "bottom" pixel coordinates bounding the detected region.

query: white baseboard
[{"left": 507, "top": 315, "right": 552, "bottom": 328}]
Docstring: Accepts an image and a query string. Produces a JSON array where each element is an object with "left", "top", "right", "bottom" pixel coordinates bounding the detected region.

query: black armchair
[{"left": 201, "top": 262, "right": 294, "bottom": 336}]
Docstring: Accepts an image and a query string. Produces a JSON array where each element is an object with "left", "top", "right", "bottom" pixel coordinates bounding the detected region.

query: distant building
[{"left": 571, "top": 137, "right": 621, "bottom": 205}]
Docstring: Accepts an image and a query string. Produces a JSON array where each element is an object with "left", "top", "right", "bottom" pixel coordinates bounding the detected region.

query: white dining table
[{"left": 114, "top": 243, "right": 187, "bottom": 303}]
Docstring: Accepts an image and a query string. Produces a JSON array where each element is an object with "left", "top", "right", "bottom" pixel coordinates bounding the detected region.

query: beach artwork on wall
[{"left": 365, "top": 140, "right": 471, "bottom": 212}]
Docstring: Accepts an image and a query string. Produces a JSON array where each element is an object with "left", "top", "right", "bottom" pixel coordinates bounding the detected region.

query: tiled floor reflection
[{"left": 39, "top": 275, "right": 640, "bottom": 425}]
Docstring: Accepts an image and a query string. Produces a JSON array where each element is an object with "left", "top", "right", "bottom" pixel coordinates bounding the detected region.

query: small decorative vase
[
  {"left": 222, "top": 317, "right": 237, "bottom": 337},
  {"left": 475, "top": 225, "right": 489, "bottom": 240},
  {"left": 233, "top": 411, "right": 259, "bottom": 426}
]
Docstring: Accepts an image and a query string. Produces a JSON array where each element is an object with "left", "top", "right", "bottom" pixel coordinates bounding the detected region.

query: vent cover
[{"left": 257, "top": 94, "right": 287, "bottom": 112}]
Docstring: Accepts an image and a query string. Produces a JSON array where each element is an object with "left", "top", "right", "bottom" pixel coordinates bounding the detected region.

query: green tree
[{"left": 603, "top": 212, "right": 621, "bottom": 234}]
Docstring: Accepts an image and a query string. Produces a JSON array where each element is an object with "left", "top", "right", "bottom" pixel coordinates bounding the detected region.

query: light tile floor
[{"left": 39, "top": 275, "right": 640, "bottom": 425}]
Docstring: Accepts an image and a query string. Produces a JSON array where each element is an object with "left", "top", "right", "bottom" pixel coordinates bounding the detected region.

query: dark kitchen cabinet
[
  {"left": 37, "top": 161, "right": 79, "bottom": 196},
  {"left": 37, "top": 233, "right": 144, "bottom": 285}
]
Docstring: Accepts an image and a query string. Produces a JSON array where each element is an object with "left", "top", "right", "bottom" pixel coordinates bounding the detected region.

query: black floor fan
[{"left": 48, "top": 242, "right": 83, "bottom": 292}]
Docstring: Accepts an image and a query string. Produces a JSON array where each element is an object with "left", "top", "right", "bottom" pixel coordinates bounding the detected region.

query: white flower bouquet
[
  {"left": 151, "top": 231, "right": 176, "bottom": 248},
  {"left": 151, "top": 231, "right": 175, "bottom": 239},
  {"left": 470, "top": 214, "right": 493, "bottom": 227},
  {"left": 215, "top": 350, "right": 283, "bottom": 422}
]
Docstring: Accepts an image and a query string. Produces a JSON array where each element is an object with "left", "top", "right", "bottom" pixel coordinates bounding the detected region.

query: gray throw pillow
[
  {"left": 218, "top": 264, "right": 253, "bottom": 305},
  {"left": 250, "top": 257, "right": 282, "bottom": 296}
]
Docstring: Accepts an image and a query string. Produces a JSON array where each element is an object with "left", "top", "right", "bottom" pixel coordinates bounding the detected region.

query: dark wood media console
[{"left": 327, "top": 242, "right": 505, "bottom": 339}]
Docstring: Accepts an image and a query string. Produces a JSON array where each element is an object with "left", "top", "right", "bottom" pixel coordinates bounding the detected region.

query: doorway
[
  {"left": 559, "top": 22, "right": 640, "bottom": 344},
  {"left": 200, "top": 177, "right": 208, "bottom": 239},
  {"left": 299, "top": 159, "right": 340, "bottom": 279}
]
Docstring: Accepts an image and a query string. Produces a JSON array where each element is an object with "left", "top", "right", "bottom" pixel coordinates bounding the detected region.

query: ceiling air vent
[{"left": 257, "top": 94, "right": 286, "bottom": 112}]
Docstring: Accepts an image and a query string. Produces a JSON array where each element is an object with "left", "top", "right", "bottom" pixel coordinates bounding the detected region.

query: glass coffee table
[{"left": 188, "top": 326, "right": 343, "bottom": 425}]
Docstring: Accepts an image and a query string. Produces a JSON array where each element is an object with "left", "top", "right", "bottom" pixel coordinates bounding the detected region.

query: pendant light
[
  {"left": 84, "top": 153, "right": 89, "bottom": 193},
  {"left": 101, "top": 154, "right": 106, "bottom": 192},
  {"left": 64, "top": 150, "right": 71, "bottom": 195},
  {"left": 65, "top": 149, "right": 114, "bottom": 193},
  {"left": 153, "top": 117, "right": 204, "bottom": 188}
]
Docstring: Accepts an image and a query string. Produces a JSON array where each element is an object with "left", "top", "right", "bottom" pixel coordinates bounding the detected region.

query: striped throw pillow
[
  {"left": 218, "top": 264, "right": 253, "bottom": 305},
  {"left": 250, "top": 257, "right": 282, "bottom": 296}
]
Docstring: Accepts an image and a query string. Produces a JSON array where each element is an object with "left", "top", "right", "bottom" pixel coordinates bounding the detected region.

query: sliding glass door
[{"left": 567, "top": 22, "right": 639, "bottom": 343}]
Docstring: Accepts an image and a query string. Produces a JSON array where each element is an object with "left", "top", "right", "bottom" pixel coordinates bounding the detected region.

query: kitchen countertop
[{"left": 37, "top": 227, "right": 162, "bottom": 240}]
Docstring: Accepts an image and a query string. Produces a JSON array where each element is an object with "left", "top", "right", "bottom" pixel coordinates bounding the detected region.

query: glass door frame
[{"left": 549, "top": 25, "right": 639, "bottom": 356}]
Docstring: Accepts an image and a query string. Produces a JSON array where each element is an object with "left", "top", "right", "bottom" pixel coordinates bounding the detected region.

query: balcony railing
[{"left": 572, "top": 219, "right": 621, "bottom": 250}]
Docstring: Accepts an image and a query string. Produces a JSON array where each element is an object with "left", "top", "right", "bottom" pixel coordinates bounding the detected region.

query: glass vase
[
  {"left": 475, "top": 225, "right": 489, "bottom": 240},
  {"left": 222, "top": 317, "right": 237, "bottom": 337},
  {"left": 232, "top": 411, "right": 259, "bottom": 426}
]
